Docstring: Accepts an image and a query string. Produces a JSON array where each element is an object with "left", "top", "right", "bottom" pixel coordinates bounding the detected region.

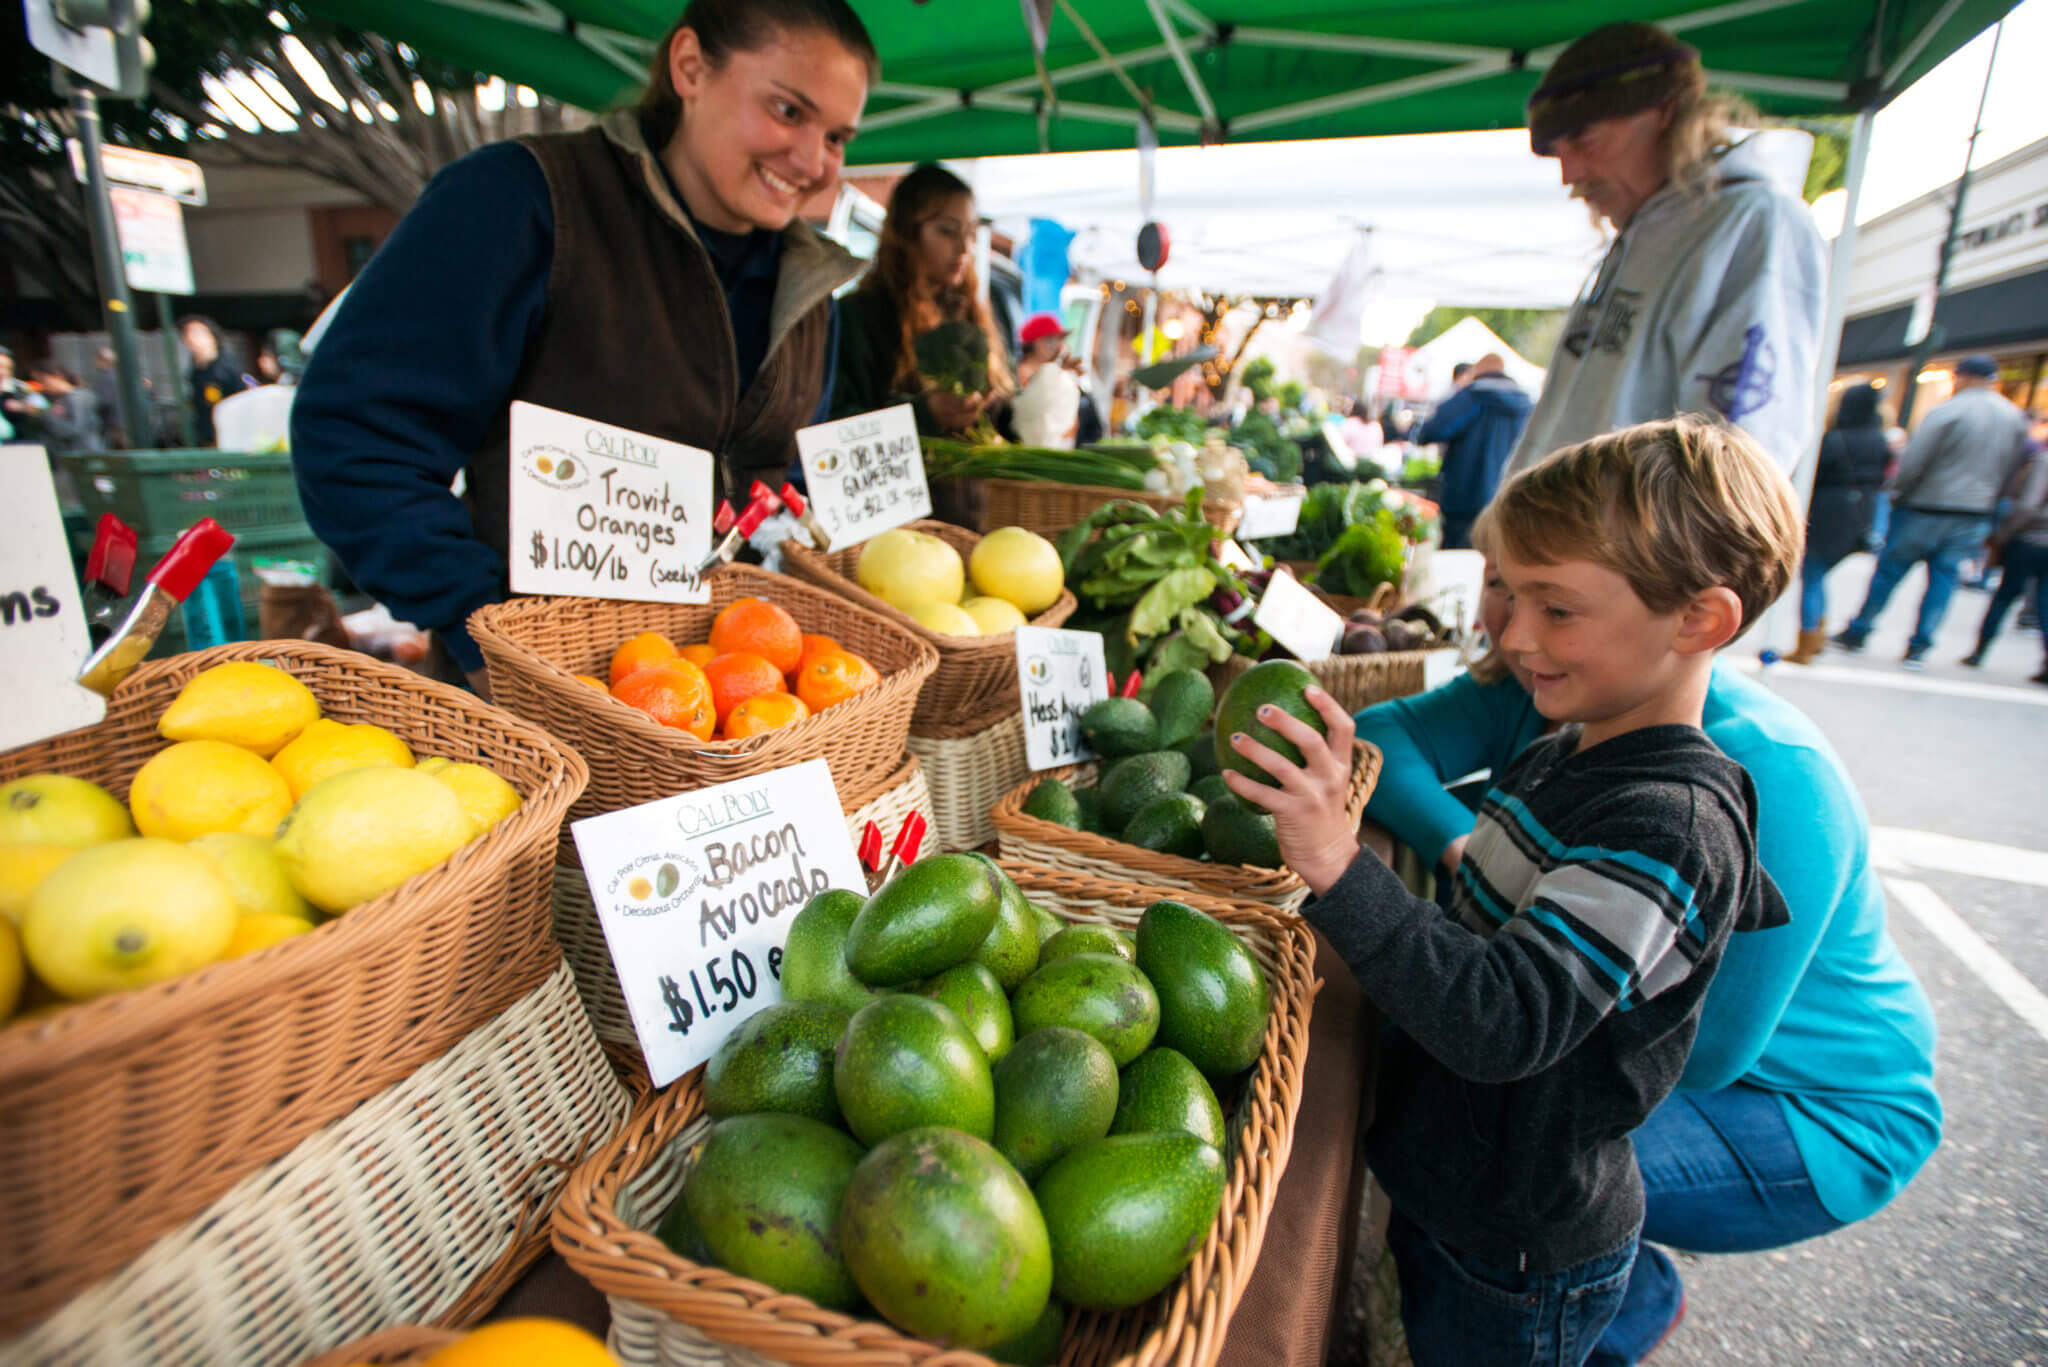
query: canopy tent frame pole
[
  {"left": 1884, "top": 0, "right": 1971, "bottom": 91},
  {"left": 1146, "top": 0, "right": 1219, "bottom": 128}
]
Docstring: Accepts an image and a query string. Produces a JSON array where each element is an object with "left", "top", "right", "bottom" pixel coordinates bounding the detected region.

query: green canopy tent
[{"left": 298, "top": 0, "right": 2010, "bottom": 162}]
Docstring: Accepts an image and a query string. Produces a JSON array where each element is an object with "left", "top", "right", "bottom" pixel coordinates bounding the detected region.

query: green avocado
[
  {"left": 834, "top": 994, "right": 995, "bottom": 1145},
  {"left": 1135, "top": 900, "right": 1271, "bottom": 1079},
  {"left": 1036, "top": 924, "right": 1136, "bottom": 965},
  {"left": 682, "top": 1112, "right": 865, "bottom": 1309},
  {"left": 781, "top": 888, "right": 880, "bottom": 1013},
  {"left": 1188, "top": 773, "right": 1233, "bottom": 807},
  {"left": 1111, "top": 1047, "right": 1226, "bottom": 1149},
  {"left": 1034, "top": 1133, "right": 1227, "bottom": 1310},
  {"left": 1200, "top": 794, "right": 1283, "bottom": 868},
  {"left": 1072, "top": 787, "right": 1106, "bottom": 834},
  {"left": 964, "top": 852, "right": 1041, "bottom": 990},
  {"left": 991, "top": 1026, "right": 1120, "bottom": 1183},
  {"left": 839, "top": 1127, "right": 1053, "bottom": 1349},
  {"left": 1029, "top": 899, "right": 1066, "bottom": 946},
  {"left": 1213, "top": 660, "right": 1326, "bottom": 787},
  {"left": 654, "top": 1187, "right": 712, "bottom": 1263},
  {"left": 1179, "top": 728, "right": 1222, "bottom": 782},
  {"left": 844, "top": 852, "right": 1003, "bottom": 986},
  {"left": 985, "top": 1297, "right": 1067, "bottom": 1366},
  {"left": 1098, "top": 750, "right": 1192, "bottom": 832},
  {"left": 701, "top": 1000, "right": 852, "bottom": 1127},
  {"left": 1123, "top": 792, "right": 1206, "bottom": 858},
  {"left": 1010, "top": 952, "right": 1160, "bottom": 1067},
  {"left": 920, "top": 960, "right": 1016, "bottom": 1063},
  {"left": 1020, "top": 777, "right": 1083, "bottom": 828},
  {"left": 1079, "top": 696, "right": 1159, "bottom": 758},
  {"left": 1148, "top": 669, "right": 1216, "bottom": 750}
]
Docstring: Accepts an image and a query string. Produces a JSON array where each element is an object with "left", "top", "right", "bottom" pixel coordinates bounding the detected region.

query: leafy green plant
[
  {"left": 914, "top": 321, "right": 992, "bottom": 397},
  {"left": 1228, "top": 412, "right": 1302, "bottom": 482}
]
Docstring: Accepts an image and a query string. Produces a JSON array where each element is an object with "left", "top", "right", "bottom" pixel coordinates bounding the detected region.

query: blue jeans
[
  {"left": 1586, "top": 1087, "right": 1846, "bottom": 1366},
  {"left": 1974, "top": 540, "right": 2048, "bottom": 661},
  {"left": 1386, "top": 1208, "right": 1639, "bottom": 1367},
  {"left": 1846, "top": 507, "right": 1993, "bottom": 652},
  {"left": 1798, "top": 556, "right": 1830, "bottom": 632}
]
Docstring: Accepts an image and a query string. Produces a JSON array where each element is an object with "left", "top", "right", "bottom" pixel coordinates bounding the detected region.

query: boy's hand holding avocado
[{"left": 1220, "top": 686, "right": 1361, "bottom": 897}]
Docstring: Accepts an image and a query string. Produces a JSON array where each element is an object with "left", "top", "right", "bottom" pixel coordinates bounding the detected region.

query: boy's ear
[{"left": 1675, "top": 586, "right": 1744, "bottom": 656}]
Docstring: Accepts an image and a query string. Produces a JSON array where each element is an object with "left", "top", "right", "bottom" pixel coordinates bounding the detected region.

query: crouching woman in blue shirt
[
  {"left": 291, "top": 0, "right": 875, "bottom": 692},
  {"left": 1356, "top": 554, "right": 1941, "bottom": 1366}
]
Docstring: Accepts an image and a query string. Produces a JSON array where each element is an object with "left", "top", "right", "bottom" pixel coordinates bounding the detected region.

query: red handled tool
[
  {"left": 780, "top": 481, "right": 832, "bottom": 551},
  {"left": 81, "top": 513, "right": 138, "bottom": 643},
  {"left": 79, "top": 518, "right": 236, "bottom": 696},
  {"left": 696, "top": 499, "right": 772, "bottom": 574},
  {"left": 877, "top": 811, "right": 927, "bottom": 883},
  {"left": 1120, "top": 670, "right": 1144, "bottom": 699}
]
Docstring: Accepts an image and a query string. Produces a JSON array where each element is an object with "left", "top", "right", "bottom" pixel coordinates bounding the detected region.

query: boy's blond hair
[{"left": 1473, "top": 416, "right": 1802, "bottom": 631}]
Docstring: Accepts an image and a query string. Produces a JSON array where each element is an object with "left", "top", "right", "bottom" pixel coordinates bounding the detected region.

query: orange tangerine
[
  {"left": 573, "top": 674, "right": 608, "bottom": 691},
  {"left": 679, "top": 643, "right": 718, "bottom": 668},
  {"left": 702, "top": 652, "right": 788, "bottom": 722},
  {"left": 724, "top": 692, "right": 811, "bottom": 739},
  {"left": 612, "top": 660, "right": 715, "bottom": 739},
  {"left": 609, "top": 631, "right": 679, "bottom": 688},
  {"left": 709, "top": 598, "right": 803, "bottom": 675},
  {"left": 795, "top": 649, "right": 880, "bottom": 713},
  {"left": 792, "top": 633, "right": 843, "bottom": 682}
]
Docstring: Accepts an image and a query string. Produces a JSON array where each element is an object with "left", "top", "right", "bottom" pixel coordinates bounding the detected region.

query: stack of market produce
[
  {"left": 587, "top": 857, "right": 1282, "bottom": 1360},
  {"left": 1057, "top": 492, "right": 1254, "bottom": 682}
]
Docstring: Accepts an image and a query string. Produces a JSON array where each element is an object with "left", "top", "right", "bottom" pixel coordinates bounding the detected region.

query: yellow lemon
[
  {"left": 0, "top": 774, "right": 135, "bottom": 846},
  {"left": 188, "top": 832, "right": 316, "bottom": 921},
  {"left": 423, "top": 1318, "right": 618, "bottom": 1367},
  {"left": 905, "top": 600, "right": 981, "bottom": 637},
  {"left": 0, "top": 915, "right": 22, "bottom": 1019},
  {"left": 273, "top": 767, "right": 472, "bottom": 914},
  {"left": 418, "top": 759, "right": 524, "bottom": 838},
  {"left": 857, "top": 527, "right": 965, "bottom": 613},
  {"left": 157, "top": 661, "right": 322, "bottom": 757},
  {"left": 22, "top": 838, "right": 238, "bottom": 999},
  {"left": 969, "top": 526, "right": 1065, "bottom": 615},
  {"left": 962, "top": 595, "right": 1028, "bottom": 635},
  {"left": 271, "top": 718, "right": 416, "bottom": 800},
  {"left": 129, "top": 740, "right": 295, "bottom": 842},
  {"left": 219, "top": 911, "right": 316, "bottom": 959},
  {"left": 0, "top": 844, "right": 90, "bottom": 926}
]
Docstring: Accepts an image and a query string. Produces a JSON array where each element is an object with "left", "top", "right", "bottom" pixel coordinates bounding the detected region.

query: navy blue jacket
[{"left": 1415, "top": 373, "right": 1534, "bottom": 517}]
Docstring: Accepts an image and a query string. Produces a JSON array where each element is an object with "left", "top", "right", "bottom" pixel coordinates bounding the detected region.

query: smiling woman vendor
[{"left": 290, "top": 0, "right": 876, "bottom": 692}]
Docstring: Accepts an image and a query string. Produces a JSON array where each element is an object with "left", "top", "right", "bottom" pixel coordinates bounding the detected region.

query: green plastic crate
[{"left": 62, "top": 448, "right": 307, "bottom": 539}]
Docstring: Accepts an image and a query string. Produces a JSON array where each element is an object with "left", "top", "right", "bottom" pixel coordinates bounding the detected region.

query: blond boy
[{"left": 1227, "top": 417, "right": 1799, "bottom": 1366}]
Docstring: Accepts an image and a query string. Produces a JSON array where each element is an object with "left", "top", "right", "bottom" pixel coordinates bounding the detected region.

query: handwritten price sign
[
  {"left": 1015, "top": 625, "right": 1109, "bottom": 770},
  {"left": 508, "top": 401, "right": 714, "bottom": 603},
  {"left": 794, "top": 404, "right": 930, "bottom": 547},
  {"left": 0, "top": 450, "right": 106, "bottom": 751},
  {"left": 569, "top": 758, "right": 867, "bottom": 1086}
]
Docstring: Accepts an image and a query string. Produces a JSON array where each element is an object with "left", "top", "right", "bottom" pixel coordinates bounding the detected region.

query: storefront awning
[
  {"left": 296, "top": 0, "right": 2019, "bottom": 162},
  {"left": 1838, "top": 264, "right": 2048, "bottom": 367}
]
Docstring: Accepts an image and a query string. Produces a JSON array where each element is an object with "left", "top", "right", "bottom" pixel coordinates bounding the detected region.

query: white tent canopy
[
  {"left": 1411, "top": 317, "right": 1547, "bottom": 399},
  {"left": 960, "top": 127, "right": 1817, "bottom": 307}
]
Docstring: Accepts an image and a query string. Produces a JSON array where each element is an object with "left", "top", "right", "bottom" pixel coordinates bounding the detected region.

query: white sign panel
[
  {"left": 70, "top": 140, "right": 208, "bottom": 205},
  {"left": 24, "top": 0, "right": 119, "bottom": 90},
  {"left": 1215, "top": 539, "right": 1257, "bottom": 573},
  {"left": 109, "top": 187, "right": 194, "bottom": 296},
  {"left": 794, "top": 404, "right": 930, "bottom": 546},
  {"left": 570, "top": 759, "right": 867, "bottom": 1088},
  {"left": 1252, "top": 568, "right": 1344, "bottom": 665},
  {"left": 1015, "top": 625, "right": 1110, "bottom": 771},
  {"left": 0, "top": 450, "right": 107, "bottom": 752},
  {"left": 509, "top": 401, "right": 715, "bottom": 603},
  {"left": 1237, "top": 491, "right": 1304, "bottom": 541}
]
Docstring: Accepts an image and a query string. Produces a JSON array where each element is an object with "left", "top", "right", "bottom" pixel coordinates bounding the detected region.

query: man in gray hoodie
[
  {"left": 1507, "top": 23, "right": 1827, "bottom": 481},
  {"left": 1832, "top": 355, "right": 2031, "bottom": 666}
]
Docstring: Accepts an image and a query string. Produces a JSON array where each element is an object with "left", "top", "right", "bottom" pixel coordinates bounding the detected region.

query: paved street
[{"left": 1339, "top": 552, "right": 2048, "bottom": 1367}]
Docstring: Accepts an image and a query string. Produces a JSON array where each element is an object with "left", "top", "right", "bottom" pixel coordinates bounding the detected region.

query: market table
[{"left": 478, "top": 926, "right": 1381, "bottom": 1366}]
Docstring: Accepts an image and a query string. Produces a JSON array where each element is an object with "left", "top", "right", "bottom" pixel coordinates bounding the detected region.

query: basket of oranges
[{"left": 468, "top": 567, "right": 939, "bottom": 823}]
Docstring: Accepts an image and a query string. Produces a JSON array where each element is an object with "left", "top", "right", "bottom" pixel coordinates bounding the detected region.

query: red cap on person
[{"left": 1019, "top": 313, "right": 1067, "bottom": 346}]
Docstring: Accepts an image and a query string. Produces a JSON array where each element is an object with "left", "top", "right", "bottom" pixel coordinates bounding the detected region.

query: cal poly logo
[
  {"left": 606, "top": 850, "right": 704, "bottom": 917},
  {"left": 520, "top": 442, "right": 590, "bottom": 491},
  {"left": 1026, "top": 655, "right": 1052, "bottom": 686}
]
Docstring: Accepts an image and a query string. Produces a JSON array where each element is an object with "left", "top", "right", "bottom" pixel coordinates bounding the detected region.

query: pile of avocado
[
  {"left": 657, "top": 852, "right": 1272, "bottom": 1360},
  {"left": 1022, "top": 660, "right": 1328, "bottom": 871}
]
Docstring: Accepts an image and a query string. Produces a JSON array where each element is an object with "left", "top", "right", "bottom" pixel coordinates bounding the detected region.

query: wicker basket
[
  {"left": 780, "top": 521, "right": 1074, "bottom": 733},
  {"left": 7, "top": 961, "right": 629, "bottom": 1365},
  {"left": 469, "top": 565, "right": 939, "bottom": 824},
  {"left": 992, "top": 742, "right": 1380, "bottom": 913},
  {"left": 552, "top": 864, "right": 1316, "bottom": 1367},
  {"left": 978, "top": 479, "right": 1243, "bottom": 541},
  {"left": 552, "top": 753, "right": 936, "bottom": 1050},
  {"left": 903, "top": 712, "right": 1029, "bottom": 854},
  {"left": 1211, "top": 647, "right": 1456, "bottom": 715},
  {"left": 0, "top": 641, "right": 588, "bottom": 1336},
  {"left": 300, "top": 1327, "right": 459, "bottom": 1367}
]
